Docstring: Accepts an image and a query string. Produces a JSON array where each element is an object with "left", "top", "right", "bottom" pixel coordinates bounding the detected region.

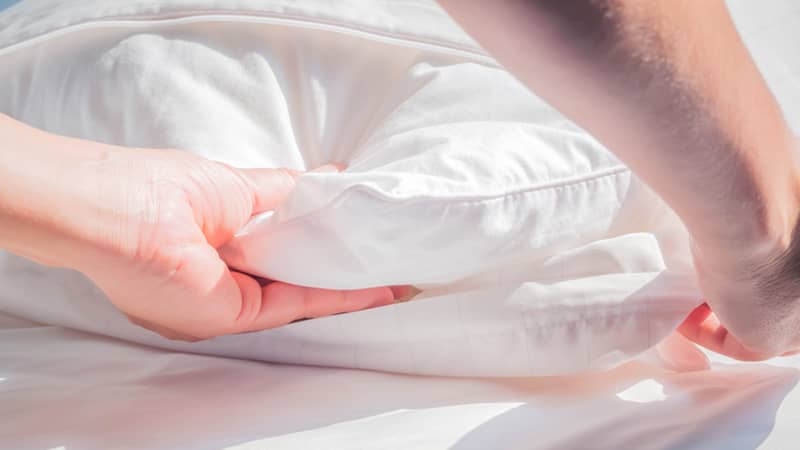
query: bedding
[
  {"left": 1, "top": 312, "right": 799, "bottom": 450},
  {"left": 0, "top": 0, "right": 702, "bottom": 377},
  {"left": 1, "top": 0, "right": 800, "bottom": 449}
]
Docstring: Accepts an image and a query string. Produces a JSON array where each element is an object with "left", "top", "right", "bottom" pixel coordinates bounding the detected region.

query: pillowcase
[{"left": 0, "top": 0, "right": 701, "bottom": 376}]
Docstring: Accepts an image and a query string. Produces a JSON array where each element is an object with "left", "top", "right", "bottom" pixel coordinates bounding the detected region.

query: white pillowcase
[{"left": 0, "top": 0, "right": 702, "bottom": 376}]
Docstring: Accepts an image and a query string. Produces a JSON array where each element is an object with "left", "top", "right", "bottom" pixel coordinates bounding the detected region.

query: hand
[
  {"left": 57, "top": 146, "right": 397, "bottom": 341},
  {"left": 680, "top": 138, "right": 800, "bottom": 360},
  {"left": 678, "top": 303, "right": 771, "bottom": 361},
  {"left": 0, "top": 114, "right": 403, "bottom": 341},
  {"left": 679, "top": 241, "right": 800, "bottom": 361}
]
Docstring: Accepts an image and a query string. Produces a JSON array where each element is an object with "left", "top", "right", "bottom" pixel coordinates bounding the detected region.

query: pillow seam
[
  {"left": 269, "top": 165, "right": 632, "bottom": 229},
  {"left": 0, "top": 12, "right": 495, "bottom": 65}
]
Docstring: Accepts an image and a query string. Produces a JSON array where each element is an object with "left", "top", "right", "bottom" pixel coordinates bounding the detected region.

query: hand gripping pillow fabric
[{"left": 0, "top": 0, "right": 703, "bottom": 376}]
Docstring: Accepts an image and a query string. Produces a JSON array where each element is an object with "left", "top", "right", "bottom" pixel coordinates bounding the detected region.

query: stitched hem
[
  {"left": 243, "top": 165, "right": 632, "bottom": 233},
  {"left": 0, "top": 11, "right": 496, "bottom": 65}
]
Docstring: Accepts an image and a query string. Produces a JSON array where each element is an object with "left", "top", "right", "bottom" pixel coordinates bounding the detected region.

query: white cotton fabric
[
  {"left": 6, "top": 315, "right": 800, "bottom": 450},
  {"left": 0, "top": 0, "right": 703, "bottom": 376}
]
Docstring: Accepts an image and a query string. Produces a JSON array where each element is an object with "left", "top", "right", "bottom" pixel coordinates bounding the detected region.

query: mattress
[{"left": 2, "top": 0, "right": 800, "bottom": 448}]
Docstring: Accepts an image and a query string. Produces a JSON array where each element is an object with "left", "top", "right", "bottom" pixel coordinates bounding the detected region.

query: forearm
[
  {"left": 0, "top": 114, "right": 114, "bottom": 268},
  {"left": 440, "top": 0, "right": 798, "bottom": 262}
]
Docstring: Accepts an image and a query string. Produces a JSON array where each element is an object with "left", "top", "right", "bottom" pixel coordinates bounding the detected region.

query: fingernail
[
  {"left": 390, "top": 285, "right": 419, "bottom": 302},
  {"left": 310, "top": 163, "right": 343, "bottom": 173}
]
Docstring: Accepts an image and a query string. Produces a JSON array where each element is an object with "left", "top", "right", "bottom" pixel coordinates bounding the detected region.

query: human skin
[
  {"left": 438, "top": 0, "right": 800, "bottom": 359},
  {"left": 0, "top": 114, "right": 400, "bottom": 341}
]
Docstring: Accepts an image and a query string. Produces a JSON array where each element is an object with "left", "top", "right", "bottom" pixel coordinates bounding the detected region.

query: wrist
[{"left": 691, "top": 136, "right": 800, "bottom": 274}]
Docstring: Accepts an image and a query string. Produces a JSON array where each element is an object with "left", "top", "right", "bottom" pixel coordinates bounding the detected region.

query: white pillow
[{"left": 0, "top": 0, "right": 701, "bottom": 376}]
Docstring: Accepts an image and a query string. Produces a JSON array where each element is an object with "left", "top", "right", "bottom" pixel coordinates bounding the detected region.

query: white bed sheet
[
  {"left": 2, "top": 0, "right": 800, "bottom": 449},
  {"left": 2, "top": 311, "right": 800, "bottom": 450}
]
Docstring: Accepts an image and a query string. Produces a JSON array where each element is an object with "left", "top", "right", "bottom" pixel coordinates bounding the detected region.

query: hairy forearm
[{"left": 440, "top": 0, "right": 798, "bottom": 262}]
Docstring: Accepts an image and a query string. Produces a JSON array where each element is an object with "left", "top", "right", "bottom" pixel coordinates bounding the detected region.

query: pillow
[{"left": 0, "top": 0, "right": 702, "bottom": 376}]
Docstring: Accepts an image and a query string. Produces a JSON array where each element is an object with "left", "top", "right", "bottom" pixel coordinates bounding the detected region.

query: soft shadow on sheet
[
  {"left": 452, "top": 363, "right": 799, "bottom": 450},
  {"left": 2, "top": 317, "right": 798, "bottom": 450}
]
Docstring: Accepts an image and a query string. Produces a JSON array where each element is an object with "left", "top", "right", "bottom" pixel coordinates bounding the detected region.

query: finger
[
  {"left": 238, "top": 167, "right": 299, "bottom": 214},
  {"left": 243, "top": 283, "right": 395, "bottom": 330},
  {"left": 300, "top": 286, "right": 395, "bottom": 318},
  {"left": 131, "top": 252, "right": 397, "bottom": 339},
  {"left": 144, "top": 244, "right": 265, "bottom": 340},
  {"left": 677, "top": 303, "right": 714, "bottom": 341},
  {"left": 677, "top": 303, "right": 771, "bottom": 361},
  {"left": 168, "top": 244, "right": 395, "bottom": 336}
]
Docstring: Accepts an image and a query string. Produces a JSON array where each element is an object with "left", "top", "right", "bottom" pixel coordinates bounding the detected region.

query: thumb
[
  {"left": 239, "top": 164, "right": 342, "bottom": 214},
  {"left": 239, "top": 167, "right": 299, "bottom": 214}
]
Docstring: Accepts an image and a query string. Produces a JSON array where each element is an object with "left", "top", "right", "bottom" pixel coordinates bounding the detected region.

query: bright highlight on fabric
[{"left": 616, "top": 379, "right": 667, "bottom": 403}]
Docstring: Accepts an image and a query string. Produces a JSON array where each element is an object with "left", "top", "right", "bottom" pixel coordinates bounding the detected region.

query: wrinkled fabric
[
  {"left": 3, "top": 314, "right": 800, "bottom": 450},
  {"left": 0, "top": 0, "right": 706, "bottom": 376}
]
